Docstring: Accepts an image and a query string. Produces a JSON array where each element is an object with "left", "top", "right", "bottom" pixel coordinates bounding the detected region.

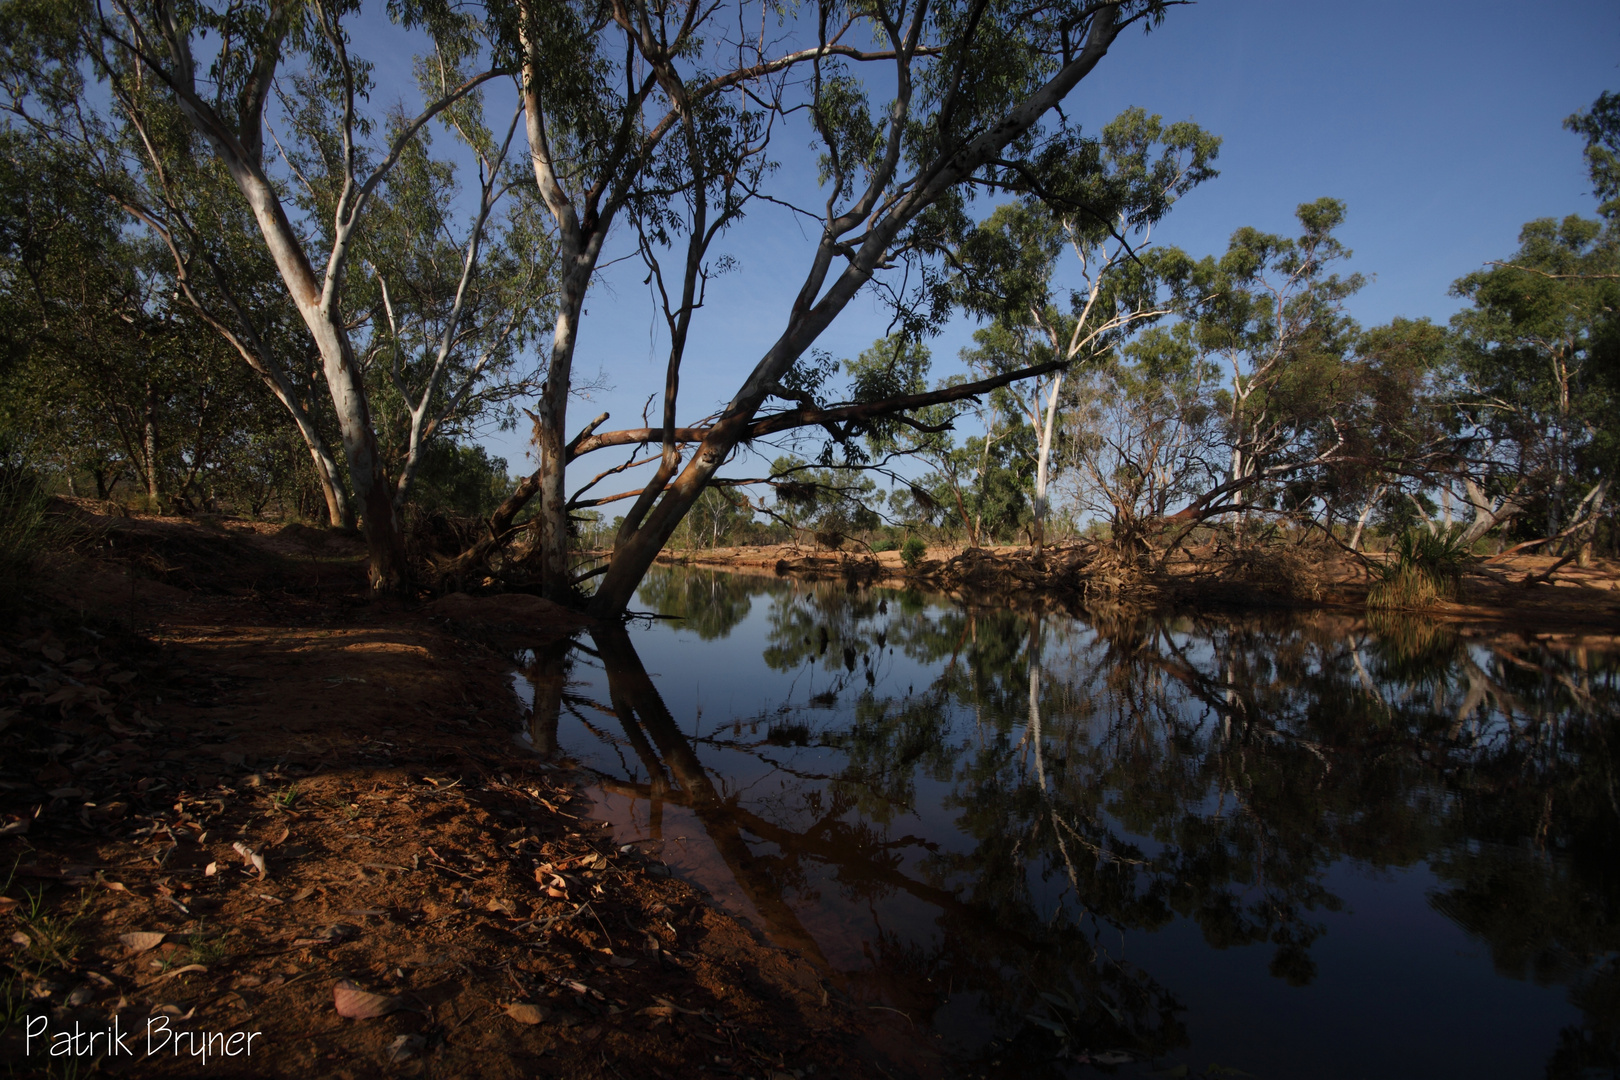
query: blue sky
[{"left": 462, "top": 0, "right": 1619, "bottom": 492}]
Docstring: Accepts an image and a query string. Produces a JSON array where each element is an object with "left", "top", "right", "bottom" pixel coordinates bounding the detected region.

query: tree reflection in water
[{"left": 515, "top": 572, "right": 1620, "bottom": 1078}]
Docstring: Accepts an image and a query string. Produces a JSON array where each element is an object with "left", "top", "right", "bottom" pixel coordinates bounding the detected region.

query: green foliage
[
  {"left": 1566, "top": 91, "right": 1620, "bottom": 220},
  {"left": 900, "top": 536, "right": 927, "bottom": 569},
  {"left": 769, "top": 456, "right": 881, "bottom": 538},
  {"left": 677, "top": 486, "right": 758, "bottom": 549},
  {"left": 407, "top": 441, "right": 513, "bottom": 518},
  {"left": 1368, "top": 527, "right": 1476, "bottom": 609},
  {"left": 1450, "top": 211, "right": 1619, "bottom": 541}
]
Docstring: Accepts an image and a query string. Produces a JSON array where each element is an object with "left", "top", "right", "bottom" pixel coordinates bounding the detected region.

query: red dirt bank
[{"left": 0, "top": 509, "right": 930, "bottom": 1078}]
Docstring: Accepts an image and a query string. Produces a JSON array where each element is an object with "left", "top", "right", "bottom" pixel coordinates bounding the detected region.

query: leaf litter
[{"left": 0, "top": 511, "right": 924, "bottom": 1077}]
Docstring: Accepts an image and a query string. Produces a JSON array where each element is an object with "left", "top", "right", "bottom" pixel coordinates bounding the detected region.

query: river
[{"left": 512, "top": 566, "right": 1620, "bottom": 1079}]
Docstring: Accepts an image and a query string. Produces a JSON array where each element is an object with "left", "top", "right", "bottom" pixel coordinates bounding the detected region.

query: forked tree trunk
[{"left": 204, "top": 162, "right": 403, "bottom": 588}]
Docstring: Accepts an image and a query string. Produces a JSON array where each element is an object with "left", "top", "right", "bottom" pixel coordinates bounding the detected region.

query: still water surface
[{"left": 513, "top": 568, "right": 1620, "bottom": 1079}]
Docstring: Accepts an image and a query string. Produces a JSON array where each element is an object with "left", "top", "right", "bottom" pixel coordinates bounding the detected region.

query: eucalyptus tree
[
  {"left": 1061, "top": 321, "right": 1221, "bottom": 548},
  {"left": 1450, "top": 217, "right": 1618, "bottom": 554},
  {"left": 348, "top": 87, "right": 553, "bottom": 514},
  {"left": 1430, "top": 92, "right": 1620, "bottom": 557},
  {"left": 952, "top": 107, "right": 1219, "bottom": 550},
  {"left": 13, "top": 0, "right": 547, "bottom": 588},
  {"left": 1328, "top": 317, "right": 1454, "bottom": 550},
  {"left": 1157, "top": 198, "right": 1365, "bottom": 538},
  {"left": 465, "top": 0, "right": 1193, "bottom": 614}
]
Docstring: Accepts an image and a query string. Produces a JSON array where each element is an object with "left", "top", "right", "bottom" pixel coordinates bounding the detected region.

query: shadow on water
[{"left": 512, "top": 567, "right": 1620, "bottom": 1079}]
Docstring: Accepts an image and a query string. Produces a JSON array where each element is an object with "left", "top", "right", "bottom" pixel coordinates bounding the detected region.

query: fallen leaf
[
  {"left": 150, "top": 1004, "right": 196, "bottom": 1020},
  {"left": 204, "top": 862, "right": 218, "bottom": 877},
  {"left": 387, "top": 1034, "right": 425, "bottom": 1063},
  {"left": 11, "top": 931, "right": 31, "bottom": 947},
  {"left": 233, "top": 842, "right": 269, "bottom": 879},
  {"left": 505, "top": 1002, "right": 550, "bottom": 1025},
  {"left": 333, "top": 980, "right": 405, "bottom": 1020},
  {"left": 119, "top": 932, "right": 166, "bottom": 954},
  {"left": 0, "top": 897, "right": 17, "bottom": 915},
  {"left": 163, "top": 964, "right": 208, "bottom": 978},
  {"left": 41, "top": 646, "right": 64, "bottom": 663},
  {"left": 0, "top": 819, "right": 29, "bottom": 838},
  {"left": 290, "top": 886, "right": 315, "bottom": 902},
  {"left": 107, "top": 671, "right": 138, "bottom": 685},
  {"left": 269, "top": 825, "right": 291, "bottom": 847},
  {"left": 295, "top": 923, "right": 362, "bottom": 946}
]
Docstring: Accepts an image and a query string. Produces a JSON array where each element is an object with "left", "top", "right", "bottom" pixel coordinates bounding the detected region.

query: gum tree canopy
[
  {"left": 27, "top": 0, "right": 1185, "bottom": 609},
  {"left": 490, "top": 0, "right": 1190, "bottom": 617}
]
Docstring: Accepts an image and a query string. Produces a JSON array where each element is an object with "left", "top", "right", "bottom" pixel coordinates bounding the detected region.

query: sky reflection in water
[{"left": 512, "top": 567, "right": 1620, "bottom": 1079}]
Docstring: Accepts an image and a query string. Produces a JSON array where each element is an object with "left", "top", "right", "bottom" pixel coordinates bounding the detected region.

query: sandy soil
[{"left": 0, "top": 508, "right": 924, "bottom": 1079}]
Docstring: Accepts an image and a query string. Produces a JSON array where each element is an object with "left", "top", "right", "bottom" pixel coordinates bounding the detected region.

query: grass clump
[
  {"left": 900, "top": 537, "right": 927, "bottom": 570},
  {"left": 1368, "top": 526, "right": 1475, "bottom": 610},
  {"left": 0, "top": 452, "right": 55, "bottom": 611}
]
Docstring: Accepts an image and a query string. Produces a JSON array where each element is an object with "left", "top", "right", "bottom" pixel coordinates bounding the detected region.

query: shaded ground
[
  {"left": 0, "top": 506, "right": 922, "bottom": 1079},
  {"left": 647, "top": 540, "right": 1620, "bottom": 633}
]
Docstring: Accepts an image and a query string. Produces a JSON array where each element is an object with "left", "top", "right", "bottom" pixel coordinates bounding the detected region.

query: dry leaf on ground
[
  {"left": 119, "top": 931, "right": 166, "bottom": 953},
  {"left": 505, "top": 1002, "right": 549, "bottom": 1025},
  {"left": 387, "top": 1034, "right": 425, "bottom": 1062},
  {"left": 333, "top": 979, "right": 405, "bottom": 1020}
]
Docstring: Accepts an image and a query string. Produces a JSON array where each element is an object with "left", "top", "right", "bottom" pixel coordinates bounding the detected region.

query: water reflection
[{"left": 513, "top": 568, "right": 1620, "bottom": 1078}]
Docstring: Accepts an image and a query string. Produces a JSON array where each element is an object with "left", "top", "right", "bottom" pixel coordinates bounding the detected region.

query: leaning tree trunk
[{"left": 204, "top": 162, "right": 404, "bottom": 589}]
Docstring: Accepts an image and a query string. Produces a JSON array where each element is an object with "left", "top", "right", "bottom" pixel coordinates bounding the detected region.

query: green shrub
[
  {"left": 870, "top": 538, "right": 897, "bottom": 553},
  {"left": 1368, "top": 526, "right": 1475, "bottom": 610},
  {"left": 900, "top": 536, "right": 927, "bottom": 569}
]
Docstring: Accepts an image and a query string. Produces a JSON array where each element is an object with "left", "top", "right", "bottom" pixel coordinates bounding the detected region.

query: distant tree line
[{"left": 731, "top": 95, "right": 1620, "bottom": 565}]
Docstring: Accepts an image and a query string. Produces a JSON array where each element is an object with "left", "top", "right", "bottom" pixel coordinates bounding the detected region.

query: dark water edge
[{"left": 512, "top": 568, "right": 1620, "bottom": 1080}]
